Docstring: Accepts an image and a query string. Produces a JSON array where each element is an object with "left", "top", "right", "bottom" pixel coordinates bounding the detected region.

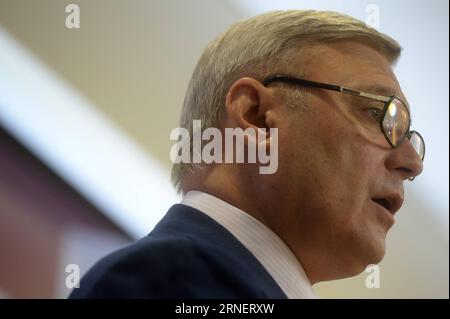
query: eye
[{"left": 365, "top": 108, "right": 383, "bottom": 122}]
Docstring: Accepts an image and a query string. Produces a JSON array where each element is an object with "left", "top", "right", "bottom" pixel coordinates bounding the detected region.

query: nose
[{"left": 385, "top": 139, "right": 424, "bottom": 181}]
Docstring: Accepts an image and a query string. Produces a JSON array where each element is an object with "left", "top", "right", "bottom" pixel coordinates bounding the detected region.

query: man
[{"left": 70, "top": 10, "right": 424, "bottom": 299}]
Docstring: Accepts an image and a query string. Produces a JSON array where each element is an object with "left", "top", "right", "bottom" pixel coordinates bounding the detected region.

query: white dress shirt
[{"left": 181, "top": 190, "right": 317, "bottom": 299}]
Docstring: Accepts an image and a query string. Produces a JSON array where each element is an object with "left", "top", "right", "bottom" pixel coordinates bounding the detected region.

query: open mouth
[
  {"left": 372, "top": 198, "right": 393, "bottom": 214},
  {"left": 371, "top": 192, "right": 403, "bottom": 216}
]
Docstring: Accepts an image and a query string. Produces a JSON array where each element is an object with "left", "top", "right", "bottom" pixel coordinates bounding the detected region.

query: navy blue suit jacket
[{"left": 69, "top": 204, "right": 287, "bottom": 298}]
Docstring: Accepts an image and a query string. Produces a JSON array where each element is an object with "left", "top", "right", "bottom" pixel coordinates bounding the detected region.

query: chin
[
  {"left": 344, "top": 253, "right": 385, "bottom": 280},
  {"left": 357, "top": 238, "right": 386, "bottom": 273},
  {"left": 343, "top": 230, "right": 387, "bottom": 277}
]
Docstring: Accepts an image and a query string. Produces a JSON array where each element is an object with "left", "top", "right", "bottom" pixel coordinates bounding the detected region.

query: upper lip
[{"left": 372, "top": 193, "right": 404, "bottom": 215}]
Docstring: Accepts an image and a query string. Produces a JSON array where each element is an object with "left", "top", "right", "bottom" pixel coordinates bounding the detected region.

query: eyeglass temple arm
[
  {"left": 341, "top": 88, "right": 391, "bottom": 102},
  {"left": 263, "top": 75, "right": 390, "bottom": 103}
]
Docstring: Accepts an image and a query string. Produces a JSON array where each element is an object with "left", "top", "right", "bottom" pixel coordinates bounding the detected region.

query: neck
[
  {"left": 181, "top": 165, "right": 272, "bottom": 226},
  {"left": 181, "top": 165, "right": 328, "bottom": 285}
]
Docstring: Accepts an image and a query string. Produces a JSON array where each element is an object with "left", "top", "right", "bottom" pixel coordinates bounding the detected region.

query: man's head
[{"left": 172, "top": 10, "right": 423, "bottom": 283}]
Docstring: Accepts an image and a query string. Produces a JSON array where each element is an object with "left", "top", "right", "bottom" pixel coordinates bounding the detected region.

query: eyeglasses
[{"left": 262, "top": 75, "right": 426, "bottom": 165}]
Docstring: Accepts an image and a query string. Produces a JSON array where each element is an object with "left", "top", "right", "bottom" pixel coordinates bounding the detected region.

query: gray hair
[{"left": 171, "top": 10, "right": 401, "bottom": 192}]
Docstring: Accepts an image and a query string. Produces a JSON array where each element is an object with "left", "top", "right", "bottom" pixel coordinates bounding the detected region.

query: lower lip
[{"left": 372, "top": 201, "right": 395, "bottom": 225}]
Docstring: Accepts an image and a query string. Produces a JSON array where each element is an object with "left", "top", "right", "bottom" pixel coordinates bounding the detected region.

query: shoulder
[{"left": 69, "top": 234, "right": 260, "bottom": 298}]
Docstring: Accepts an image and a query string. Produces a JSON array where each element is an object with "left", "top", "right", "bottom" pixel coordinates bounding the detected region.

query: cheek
[
  {"left": 278, "top": 110, "right": 384, "bottom": 213},
  {"left": 318, "top": 115, "right": 383, "bottom": 187},
  {"left": 310, "top": 126, "right": 386, "bottom": 228}
]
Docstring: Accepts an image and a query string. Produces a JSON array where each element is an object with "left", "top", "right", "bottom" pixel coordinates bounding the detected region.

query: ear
[{"left": 225, "top": 77, "right": 276, "bottom": 133}]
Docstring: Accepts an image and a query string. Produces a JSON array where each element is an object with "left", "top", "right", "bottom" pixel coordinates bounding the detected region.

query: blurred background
[{"left": 0, "top": 0, "right": 448, "bottom": 298}]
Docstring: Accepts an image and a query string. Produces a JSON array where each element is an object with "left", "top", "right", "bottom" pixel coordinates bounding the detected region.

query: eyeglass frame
[{"left": 261, "top": 74, "right": 425, "bottom": 162}]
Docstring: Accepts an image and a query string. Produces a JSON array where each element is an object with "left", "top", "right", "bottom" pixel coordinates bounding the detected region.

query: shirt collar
[{"left": 181, "top": 190, "right": 317, "bottom": 299}]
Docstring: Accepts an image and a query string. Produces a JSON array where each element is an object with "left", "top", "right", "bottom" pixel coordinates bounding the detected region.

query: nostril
[
  {"left": 399, "top": 167, "right": 414, "bottom": 181},
  {"left": 406, "top": 159, "right": 423, "bottom": 181}
]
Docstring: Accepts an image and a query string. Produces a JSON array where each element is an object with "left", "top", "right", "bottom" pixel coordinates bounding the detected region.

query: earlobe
[{"left": 265, "top": 111, "right": 275, "bottom": 129}]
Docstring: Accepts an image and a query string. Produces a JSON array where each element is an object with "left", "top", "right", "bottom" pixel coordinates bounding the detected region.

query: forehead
[
  {"left": 303, "top": 40, "right": 395, "bottom": 81},
  {"left": 300, "top": 40, "right": 409, "bottom": 105}
]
